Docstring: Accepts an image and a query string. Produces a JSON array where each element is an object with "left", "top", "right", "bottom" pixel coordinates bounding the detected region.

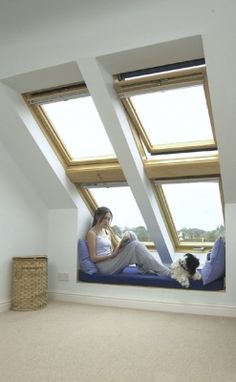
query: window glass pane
[
  {"left": 131, "top": 84, "right": 213, "bottom": 146},
  {"left": 89, "top": 186, "right": 151, "bottom": 242},
  {"left": 42, "top": 96, "right": 115, "bottom": 160},
  {"left": 160, "top": 180, "right": 224, "bottom": 242}
]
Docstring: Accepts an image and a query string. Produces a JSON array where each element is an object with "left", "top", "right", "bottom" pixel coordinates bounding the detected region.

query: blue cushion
[
  {"left": 78, "top": 239, "right": 98, "bottom": 275},
  {"left": 201, "top": 237, "right": 225, "bottom": 285}
]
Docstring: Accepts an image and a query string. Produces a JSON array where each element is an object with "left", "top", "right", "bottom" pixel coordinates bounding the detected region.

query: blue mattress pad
[{"left": 78, "top": 266, "right": 225, "bottom": 291}]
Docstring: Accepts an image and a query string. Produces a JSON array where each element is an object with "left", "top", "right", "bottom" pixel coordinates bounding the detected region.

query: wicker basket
[{"left": 11, "top": 256, "right": 48, "bottom": 311}]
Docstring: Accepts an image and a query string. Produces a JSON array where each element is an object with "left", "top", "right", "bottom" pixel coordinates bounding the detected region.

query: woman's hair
[{"left": 92, "top": 206, "right": 113, "bottom": 227}]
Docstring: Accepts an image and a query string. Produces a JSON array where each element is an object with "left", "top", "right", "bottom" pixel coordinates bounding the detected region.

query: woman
[{"left": 86, "top": 206, "right": 170, "bottom": 276}]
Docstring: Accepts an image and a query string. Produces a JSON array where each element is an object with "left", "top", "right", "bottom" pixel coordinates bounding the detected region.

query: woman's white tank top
[{"left": 96, "top": 234, "right": 111, "bottom": 257}]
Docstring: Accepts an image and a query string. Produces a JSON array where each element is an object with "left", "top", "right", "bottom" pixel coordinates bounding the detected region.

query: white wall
[
  {"left": 0, "top": 82, "right": 81, "bottom": 210},
  {"left": 0, "top": 140, "right": 48, "bottom": 310},
  {"left": 47, "top": 203, "right": 91, "bottom": 294}
]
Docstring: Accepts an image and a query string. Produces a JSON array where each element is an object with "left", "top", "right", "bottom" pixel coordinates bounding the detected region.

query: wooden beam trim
[{"left": 144, "top": 157, "right": 220, "bottom": 179}]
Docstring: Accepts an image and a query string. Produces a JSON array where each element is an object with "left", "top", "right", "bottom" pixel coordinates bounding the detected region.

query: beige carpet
[{"left": 0, "top": 301, "right": 236, "bottom": 382}]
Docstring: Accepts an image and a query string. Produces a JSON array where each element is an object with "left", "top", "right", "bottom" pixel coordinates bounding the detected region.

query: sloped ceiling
[{"left": 0, "top": 0, "right": 236, "bottom": 212}]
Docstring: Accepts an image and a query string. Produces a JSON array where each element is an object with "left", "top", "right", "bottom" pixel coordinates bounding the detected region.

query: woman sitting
[{"left": 86, "top": 206, "right": 170, "bottom": 276}]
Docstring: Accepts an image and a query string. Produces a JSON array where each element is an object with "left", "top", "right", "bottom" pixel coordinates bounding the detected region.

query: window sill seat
[{"left": 78, "top": 266, "right": 225, "bottom": 291}]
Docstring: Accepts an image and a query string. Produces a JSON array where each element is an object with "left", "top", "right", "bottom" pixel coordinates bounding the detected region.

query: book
[{"left": 118, "top": 231, "right": 137, "bottom": 249}]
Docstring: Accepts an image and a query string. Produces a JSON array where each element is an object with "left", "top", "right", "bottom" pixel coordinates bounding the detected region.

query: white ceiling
[{"left": 0, "top": 0, "right": 236, "bottom": 207}]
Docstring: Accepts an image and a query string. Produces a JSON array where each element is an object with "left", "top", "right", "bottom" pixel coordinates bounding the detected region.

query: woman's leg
[
  {"left": 134, "top": 242, "right": 170, "bottom": 276},
  {"left": 96, "top": 241, "right": 138, "bottom": 274},
  {"left": 96, "top": 241, "right": 170, "bottom": 276}
]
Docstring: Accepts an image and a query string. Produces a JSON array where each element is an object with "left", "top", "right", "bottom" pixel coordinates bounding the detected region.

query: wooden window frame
[
  {"left": 77, "top": 184, "right": 155, "bottom": 250},
  {"left": 23, "top": 84, "right": 118, "bottom": 168},
  {"left": 114, "top": 61, "right": 224, "bottom": 251},
  {"left": 114, "top": 66, "right": 217, "bottom": 156},
  {"left": 153, "top": 177, "right": 225, "bottom": 253}
]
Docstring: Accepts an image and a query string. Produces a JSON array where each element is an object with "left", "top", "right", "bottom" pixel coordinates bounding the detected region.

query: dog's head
[{"left": 180, "top": 253, "right": 200, "bottom": 275}]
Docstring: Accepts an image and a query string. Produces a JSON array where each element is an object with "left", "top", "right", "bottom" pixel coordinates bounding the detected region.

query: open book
[{"left": 118, "top": 230, "right": 137, "bottom": 249}]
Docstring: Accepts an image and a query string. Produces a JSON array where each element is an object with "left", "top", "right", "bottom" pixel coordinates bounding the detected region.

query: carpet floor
[{"left": 0, "top": 301, "right": 236, "bottom": 382}]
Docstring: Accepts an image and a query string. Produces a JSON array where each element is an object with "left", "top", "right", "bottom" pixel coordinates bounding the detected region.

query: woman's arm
[{"left": 86, "top": 230, "right": 118, "bottom": 263}]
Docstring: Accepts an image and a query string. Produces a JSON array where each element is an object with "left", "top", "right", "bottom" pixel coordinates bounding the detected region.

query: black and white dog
[{"left": 170, "top": 253, "right": 201, "bottom": 288}]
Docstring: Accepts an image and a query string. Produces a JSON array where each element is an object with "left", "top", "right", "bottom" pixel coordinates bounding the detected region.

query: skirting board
[
  {"left": 48, "top": 290, "right": 236, "bottom": 318},
  {"left": 0, "top": 300, "right": 11, "bottom": 313}
]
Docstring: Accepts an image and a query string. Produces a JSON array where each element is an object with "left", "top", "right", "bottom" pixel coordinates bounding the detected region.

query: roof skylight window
[
  {"left": 115, "top": 61, "right": 216, "bottom": 156},
  {"left": 41, "top": 95, "right": 115, "bottom": 161},
  {"left": 130, "top": 84, "right": 213, "bottom": 150},
  {"left": 88, "top": 185, "right": 151, "bottom": 242},
  {"left": 24, "top": 84, "right": 117, "bottom": 165},
  {"left": 155, "top": 178, "right": 224, "bottom": 249}
]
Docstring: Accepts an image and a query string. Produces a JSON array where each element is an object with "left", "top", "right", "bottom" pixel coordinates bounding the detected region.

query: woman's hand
[{"left": 111, "top": 246, "right": 120, "bottom": 258}]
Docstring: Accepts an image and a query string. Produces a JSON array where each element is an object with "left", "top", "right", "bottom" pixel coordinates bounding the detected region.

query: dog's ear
[{"left": 185, "top": 253, "right": 200, "bottom": 275}]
